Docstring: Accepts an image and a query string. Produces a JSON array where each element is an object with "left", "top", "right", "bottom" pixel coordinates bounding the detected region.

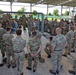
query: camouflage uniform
[
  {"left": 3, "top": 33, "right": 14, "bottom": 66},
  {"left": 44, "top": 36, "right": 53, "bottom": 58},
  {"left": 12, "top": 36, "right": 26, "bottom": 75},
  {"left": 36, "top": 30, "right": 42, "bottom": 59},
  {"left": 44, "top": 43, "right": 51, "bottom": 57},
  {"left": 51, "top": 34, "right": 67, "bottom": 73},
  {"left": 72, "top": 30, "right": 76, "bottom": 51},
  {"left": 22, "top": 17, "right": 26, "bottom": 30},
  {"left": 27, "top": 37, "right": 41, "bottom": 70},
  {"left": 64, "top": 30, "right": 74, "bottom": 55},
  {"left": 0, "top": 28, "right": 6, "bottom": 63},
  {"left": 28, "top": 19, "right": 33, "bottom": 35},
  {"left": 73, "top": 59, "right": 76, "bottom": 73}
]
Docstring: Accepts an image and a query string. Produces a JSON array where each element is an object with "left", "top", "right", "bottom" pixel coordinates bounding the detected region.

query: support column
[
  {"left": 10, "top": 1, "right": 13, "bottom": 12},
  {"left": 60, "top": 6, "right": 63, "bottom": 19},
  {"left": 47, "top": 5, "right": 49, "bottom": 17},
  {"left": 72, "top": 7, "right": 75, "bottom": 22},
  {"left": 30, "top": 3, "right": 32, "bottom": 12},
  {"left": 38, "top": 14, "right": 40, "bottom": 30},
  {"left": 41, "top": 13, "right": 44, "bottom": 33}
]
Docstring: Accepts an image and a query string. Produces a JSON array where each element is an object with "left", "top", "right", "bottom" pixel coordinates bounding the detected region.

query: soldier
[
  {"left": 31, "top": 26, "right": 42, "bottom": 59},
  {"left": 12, "top": 29, "right": 26, "bottom": 75},
  {"left": 26, "top": 31, "right": 42, "bottom": 72},
  {"left": 49, "top": 27, "right": 67, "bottom": 75},
  {"left": 44, "top": 37, "right": 53, "bottom": 58},
  {"left": 0, "top": 22, "right": 6, "bottom": 67},
  {"left": 3, "top": 27, "right": 14, "bottom": 68},
  {"left": 63, "top": 26, "right": 74, "bottom": 57},
  {"left": 22, "top": 15, "right": 27, "bottom": 30},
  {"left": 28, "top": 17, "right": 34, "bottom": 36},
  {"left": 71, "top": 23, "right": 76, "bottom": 52}
]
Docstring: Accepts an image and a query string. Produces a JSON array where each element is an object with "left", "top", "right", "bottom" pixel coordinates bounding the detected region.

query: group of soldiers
[
  {"left": 44, "top": 20, "right": 76, "bottom": 75},
  {"left": 0, "top": 22, "right": 26, "bottom": 75},
  {"left": 0, "top": 13, "right": 76, "bottom": 75}
]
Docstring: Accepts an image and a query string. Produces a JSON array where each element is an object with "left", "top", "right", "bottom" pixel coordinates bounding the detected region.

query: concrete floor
[{"left": 0, "top": 28, "right": 76, "bottom": 75}]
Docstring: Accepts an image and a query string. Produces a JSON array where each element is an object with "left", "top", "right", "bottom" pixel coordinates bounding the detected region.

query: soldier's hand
[{"left": 31, "top": 53, "right": 35, "bottom": 57}]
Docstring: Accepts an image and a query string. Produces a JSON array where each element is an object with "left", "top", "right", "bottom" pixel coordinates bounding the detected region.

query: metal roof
[
  {"left": 0, "top": 0, "right": 76, "bottom": 7},
  {"left": 62, "top": 0, "right": 76, "bottom": 7}
]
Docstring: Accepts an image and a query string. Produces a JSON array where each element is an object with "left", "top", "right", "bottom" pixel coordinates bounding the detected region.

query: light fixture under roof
[{"left": 58, "top": 0, "right": 73, "bottom": 5}]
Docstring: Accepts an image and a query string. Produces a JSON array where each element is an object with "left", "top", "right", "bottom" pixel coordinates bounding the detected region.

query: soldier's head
[
  {"left": 69, "top": 26, "right": 74, "bottom": 31},
  {"left": 32, "top": 26, "right": 38, "bottom": 32},
  {"left": 56, "top": 27, "right": 62, "bottom": 35},
  {"left": 49, "top": 37, "right": 53, "bottom": 41},
  {"left": 0, "top": 22, "right": 2, "bottom": 27},
  {"left": 6, "top": 27, "right": 11, "bottom": 33},
  {"left": 16, "top": 29, "right": 22, "bottom": 36},
  {"left": 32, "top": 31, "right": 37, "bottom": 37}
]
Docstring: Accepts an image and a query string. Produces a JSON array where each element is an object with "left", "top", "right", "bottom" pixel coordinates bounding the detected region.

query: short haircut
[
  {"left": 0, "top": 22, "right": 2, "bottom": 25},
  {"left": 70, "top": 26, "right": 74, "bottom": 30},
  {"left": 56, "top": 27, "right": 62, "bottom": 33},
  {"left": 49, "top": 37, "right": 53, "bottom": 41},
  {"left": 6, "top": 27, "right": 11, "bottom": 31},
  {"left": 16, "top": 29, "right": 22, "bottom": 35},
  {"left": 32, "top": 31, "right": 37, "bottom": 36},
  {"left": 19, "top": 25, "right": 22, "bottom": 28}
]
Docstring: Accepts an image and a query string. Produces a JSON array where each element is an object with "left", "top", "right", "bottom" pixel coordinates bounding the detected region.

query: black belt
[
  {"left": 54, "top": 50, "right": 62, "bottom": 51},
  {"left": 14, "top": 51, "right": 23, "bottom": 53}
]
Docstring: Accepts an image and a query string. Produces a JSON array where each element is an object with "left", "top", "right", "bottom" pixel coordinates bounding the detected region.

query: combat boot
[
  {"left": 0, "top": 63, "right": 4, "bottom": 67},
  {"left": 49, "top": 69, "right": 56, "bottom": 75}
]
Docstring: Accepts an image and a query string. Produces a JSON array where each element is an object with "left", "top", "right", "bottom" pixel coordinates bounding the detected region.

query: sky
[{"left": 0, "top": 1, "right": 75, "bottom": 15}]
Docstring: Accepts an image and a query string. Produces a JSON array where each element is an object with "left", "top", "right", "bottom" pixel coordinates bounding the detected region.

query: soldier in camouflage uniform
[
  {"left": 12, "top": 29, "right": 26, "bottom": 75},
  {"left": 3, "top": 27, "right": 14, "bottom": 68},
  {"left": 71, "top": 23, "right": 76, "bottom": 52},
  {"left": 69, "top": 24, "right": 76, "bottom": 73},
  {"left": 63, "top": 27, "right": 74, "bottom": 57},
  {"left": 49, "top": 27, "right": 67, "bottom": 75},
  {"left": 28, "top": 17, "right": 34, "bottom": 36},
  {"left": 22, "top": 15, "right": 27, "bottom": 30},
  {"left": 32, "top": 26, "right": 42, "bottom": 59},
  {"left": 26, "top": 31, "right": 42, "bottom": 72},
  {"left": 44, "top": 37, "right": 53, "bottom": 58},
  {"left": 0, "top": 22, "right": 6, "bottom": 67}
]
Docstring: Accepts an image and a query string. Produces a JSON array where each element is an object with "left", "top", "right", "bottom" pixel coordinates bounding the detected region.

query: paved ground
[{"left": 0, "top": 28, "right": 76, "bottom": 75}]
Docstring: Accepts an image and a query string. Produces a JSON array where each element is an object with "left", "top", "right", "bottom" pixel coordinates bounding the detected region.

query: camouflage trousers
[
  {"left": 14, "top": 52, "right": 25, "bottom": 74},
  {"left": 72, "top": 42, "right": 76, "bottom": 51},
  {"left": 0, "top": 41, "right": 6, "bottom": 63},
  {"left": 51, "top": 50, "right": 62, "bottom": 72},
  {"left": 64, "top": 43, "right": 72, "bottom": 55},
  {"left": 27, "top": 53, "right": 39, "bottom": 70},
  {"left": 23, "top": 25, "right": 26, "bottom": 30},
  {"left": 73, "top": 59, "right": 76, "bottom": 72},
  {"left": 44, "top": 47, "right": 51, "bottom": 56},
  {"left": 6, "top": 51, "right": 13, "bottom": 65}
]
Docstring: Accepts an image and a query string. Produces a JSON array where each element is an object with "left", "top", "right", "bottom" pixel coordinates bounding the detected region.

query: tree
[
  {"left": 0, "top": 9, "right": 3, "bottom": 15},
  {"left": 17, "top": 7, "right": 26, "bottom": 15},
  {"left": 53, "top": 9, "right": 59, "bottom": 16},
  {"left": 33, "top": 10, "right": 37, "bottom": 15},
  {"left": 48, "top": 13, "right": 52, "bottom": 16},
  {"left": 64, "top": 10, "right": 70, "bottom": 16}
]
